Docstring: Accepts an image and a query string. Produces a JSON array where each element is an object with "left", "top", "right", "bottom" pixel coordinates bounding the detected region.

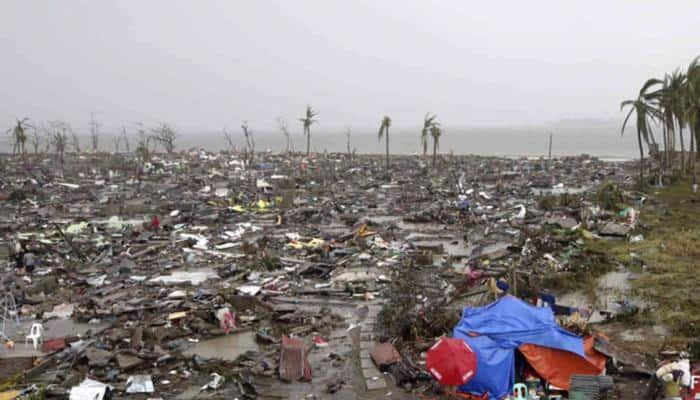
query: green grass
[{"left": 584, "top": 180, "right": 700, "bottom": 343}]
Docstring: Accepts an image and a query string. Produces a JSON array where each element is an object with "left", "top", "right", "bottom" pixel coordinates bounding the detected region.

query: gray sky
[{"left": 2, "top": 1, "right": 700, "bottom": 135}]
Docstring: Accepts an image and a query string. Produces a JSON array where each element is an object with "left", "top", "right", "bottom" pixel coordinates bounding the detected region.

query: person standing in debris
[
  {"left": 22, "top": 250, "right": 37, "bottom": 274},
  {"left": 10, "top": 239, "right": 36, "bottom": 274},
  {"left": 10, "top": 238, "right": 23, "bottom": 270}
]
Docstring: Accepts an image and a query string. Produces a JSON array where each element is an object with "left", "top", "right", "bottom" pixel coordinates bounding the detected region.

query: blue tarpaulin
[{"left": 453, "top": 296, "right": 584, "bottom": 399}]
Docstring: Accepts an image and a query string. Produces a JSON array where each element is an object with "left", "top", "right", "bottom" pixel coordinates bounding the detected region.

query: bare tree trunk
[
  {"left": 662, "top": 124, "right": 668, "bottom": 172},
  {"left": 306, "top": 128, "right": 311, "bottom": 156},
  {"left": 385, "top": 127, "right": 390, "bottom": 176},
  {"left": 668, "top": 125, "right": 676, "bottom": 171},
  {"left": 638, "top": 131, "right": 645, "bottom": 187},
  {"left": 696, "top": 124, "right": 700, "bottom": 158},
  {"left": 691, "top": 125, "right": 696, "bottom": 185},
  {"left": 679, "top": 122, "right": 686, "bottom": 174},
  {"left": 432, "top": 138, "right": 438, "bottom": 167}
]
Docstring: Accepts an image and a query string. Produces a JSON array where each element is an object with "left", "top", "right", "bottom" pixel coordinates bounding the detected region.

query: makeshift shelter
[
  {"left": 520, "top": 336, "right": 606, "bottom": 390},
  {"left": 453, "top": 296, "right": 605, "bottom": 398}
]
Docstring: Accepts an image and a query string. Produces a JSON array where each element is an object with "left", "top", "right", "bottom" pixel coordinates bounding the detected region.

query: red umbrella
[{"left": 426, "top": 337, "right": 478, "bottom": 386}]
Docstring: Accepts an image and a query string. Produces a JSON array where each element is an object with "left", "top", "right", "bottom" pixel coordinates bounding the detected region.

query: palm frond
[{"left": 620, "top": 104, "right": 635, "bottom": 136}]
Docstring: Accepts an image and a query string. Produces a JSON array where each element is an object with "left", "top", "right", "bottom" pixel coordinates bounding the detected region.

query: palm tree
[
  {"left": 422, "top": 113, "right": 438, "bottom": 156},
  {"left": 299, "top": 105, "right": 318, "bottom": 156},
  {"left": 656, "top": 76, "right": 674, "bottom": 170},
  {"left": 621, "top": 79, "right": 661, "bottom": 185},
  {"left": 7, "top": 118, "right": 30, "bottom": 156},
  {"left": 670, "top": 71, "right": 688, "bottom": 172},
  {"left": 240, "top": 121, "right": 254, "bottom": 164},
  {"left": 377, "top": 116, "right": 391, "bottom": 175},
  {"left": 277, "top": 117, "right": 291, "bottom": 153},
  {"left": 49, "top": 121, "right": 71, "bottom": 166},
  {"left": 683, "top": 57, "right": 700, "bottom": 187},
  {"left": 658, "top": 71, "right": 687, "bottom": 172},
  {"left": 430, "top": 124, "right": 442, "bottom": 167}
]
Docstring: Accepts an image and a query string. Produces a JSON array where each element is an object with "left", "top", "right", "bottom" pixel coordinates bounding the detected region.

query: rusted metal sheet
[
  {"left": 279, "top": 335, "right": 312, "bottom": 382},
  {"left": 371, "top": 342, "right": 401, "bottom": 369}
]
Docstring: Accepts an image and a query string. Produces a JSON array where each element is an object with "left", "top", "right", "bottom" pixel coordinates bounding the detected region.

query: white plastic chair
[
  {"left": 513, "top": 383, "right": 528, "bottom": 400},
  {"left": 25, "top": 323, "right": 43, "bottom": 350}
]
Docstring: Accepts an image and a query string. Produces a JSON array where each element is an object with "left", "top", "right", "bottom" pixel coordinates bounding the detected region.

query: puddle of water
[
  {"left": 174, "top": 385, "right": 200, "bottom": 400},
  {"left": 533, "top": 186, "right": 589, "bottom": 196},
  {"left": 367, "top": 216, "right": 448, "bottom": 233},
  {"left": 556, "top": 269, "right": 647, "bottom": 324},
  {"left": 150, "top": 268, "right": 218, "bottom": 285},
  {"left": 254, "top": 327, "right": 358, "bottom": 400},
  {"left": 182, "top": 331, "right": 259, "bottom": 361}
]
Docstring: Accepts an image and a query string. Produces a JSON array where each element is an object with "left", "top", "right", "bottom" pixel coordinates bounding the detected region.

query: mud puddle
[{"left": 183, "top": 330, "right": 260, "bottom": 361}]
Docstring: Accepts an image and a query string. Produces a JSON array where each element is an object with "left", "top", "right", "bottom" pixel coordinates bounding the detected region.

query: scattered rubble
[{"left": 0, "top": 151, "right": 669, "bottom": 398}]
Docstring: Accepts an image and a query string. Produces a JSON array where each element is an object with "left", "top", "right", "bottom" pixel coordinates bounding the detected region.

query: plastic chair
[
  {"left": 513, "top": 383, "right": 528, "bottom": 400},
  {"left": 25, "top": 323, "right": 43, "bottom": 350}
]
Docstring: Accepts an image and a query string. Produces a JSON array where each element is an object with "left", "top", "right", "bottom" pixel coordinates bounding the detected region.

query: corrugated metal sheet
[
  {"left": 279, "top": 335, "right": 312, "bottom": 382},
  {"left": 570, "top": 375, "right": 614, "bottom": 400}
]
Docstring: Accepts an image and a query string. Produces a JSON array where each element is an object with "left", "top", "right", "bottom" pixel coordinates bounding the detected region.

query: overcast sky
[{"left": 2, "top": 1, "right": 700, "bottom": 134}]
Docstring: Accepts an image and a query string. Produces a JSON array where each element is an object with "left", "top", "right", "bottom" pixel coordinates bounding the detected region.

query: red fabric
[
  {"left": 219, "top": 312, "right": 236, "bottom": 334},
  {"left": 41, "top": 338, "right": 66, "bottom": 353},
  {"left": 151, "top": 216, "right": 160, "bottom": 229},
  {"left": 519, "top": 336, "right": 606, "bottom": 390},
  {"left": 426, "top": 338, "right": 478, "bottom": 386}
]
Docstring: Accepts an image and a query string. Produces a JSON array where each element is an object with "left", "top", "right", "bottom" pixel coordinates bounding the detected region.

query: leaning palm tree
[
  {"left": 378, "top": 116, "right": 391, "bottom": 175},
  {"left": 621, "top": 79, "right": 661, "bottom": 185},
  {"left": 430, "top": 124, "right": 442, "bottom": 167},
  {"left": 299, "top": 105, "right": 318, "bottom": 156},
  {"left": 422, "top": 113, "right": 438, "bottom": 156}
]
